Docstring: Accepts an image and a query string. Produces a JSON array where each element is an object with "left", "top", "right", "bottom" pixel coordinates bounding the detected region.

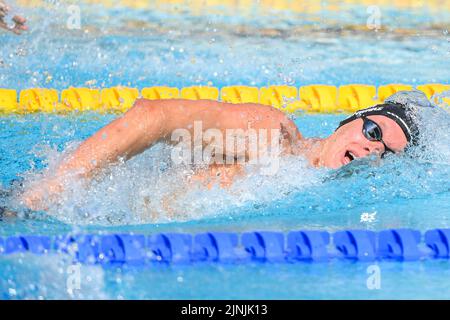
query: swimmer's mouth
[{"left": 343, "top": 151, "right": 356, "bottom": 165}]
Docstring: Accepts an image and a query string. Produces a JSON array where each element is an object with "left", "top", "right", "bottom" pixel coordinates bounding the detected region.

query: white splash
[{"left": 15, "top": 142, "right": 325, "bottom": 226}]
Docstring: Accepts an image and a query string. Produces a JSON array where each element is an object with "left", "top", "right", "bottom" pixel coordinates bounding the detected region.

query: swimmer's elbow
[
  {"left": 128, "top": 98, "right": 170, "bottom": 138},
  {"left": 129, "top": 98, "right": 162, "bottom": 119},
  {"left": 132, "top": 98, "right": 160, "bottom": 111},
  {"left": 131, "top": 98, "right": 169, "bottom": 119}
]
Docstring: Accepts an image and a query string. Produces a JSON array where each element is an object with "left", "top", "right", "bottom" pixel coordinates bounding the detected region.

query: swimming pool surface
[{"left": 1, "top": 1, "right": 450, "bottom": 299}]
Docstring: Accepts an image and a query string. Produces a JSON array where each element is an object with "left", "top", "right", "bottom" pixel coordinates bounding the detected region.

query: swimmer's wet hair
[{"left": 336, "top": 90, "right": 435, "bottom": 148}]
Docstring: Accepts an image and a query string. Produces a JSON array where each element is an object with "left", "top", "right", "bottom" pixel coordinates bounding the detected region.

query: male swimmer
[
  {"left": 0, "top": 1, "right": 27, "bottom": 34},
  {"left": 20, "top": 91, "right": 427, "bottom": 211}
]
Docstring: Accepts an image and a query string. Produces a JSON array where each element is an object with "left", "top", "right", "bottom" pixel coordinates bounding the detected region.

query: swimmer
[
  {"left": 21, "top": 91, "right": 427, "bottom": 211},
  {"left": 0, "top": 1, "right": 27, "bottom": 35}
]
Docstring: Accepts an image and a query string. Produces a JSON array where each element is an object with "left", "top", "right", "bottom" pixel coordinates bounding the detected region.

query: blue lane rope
[{"left": 0, "top": 229, "right": 450, "bottom": 265}]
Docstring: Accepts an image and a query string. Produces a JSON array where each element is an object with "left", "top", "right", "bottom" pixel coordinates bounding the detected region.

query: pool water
[
  {"left": 1, "top": 111, "right": 449, "bottom": 299},
  {"left": 1, "top": 1, "right": 449, "bottom": 90},
  {"left": 1, "top": 1, "right": 450, "bottom": 299}
]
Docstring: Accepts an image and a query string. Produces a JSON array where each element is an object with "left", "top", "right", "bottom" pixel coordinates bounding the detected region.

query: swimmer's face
[{"left": 321, "top": 115, "right": 408, "bottom": 169}]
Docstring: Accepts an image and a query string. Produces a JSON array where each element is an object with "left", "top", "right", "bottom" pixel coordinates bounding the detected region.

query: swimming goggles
[{"left": 362, "top": 117, "right": 395, "bottom": 157}]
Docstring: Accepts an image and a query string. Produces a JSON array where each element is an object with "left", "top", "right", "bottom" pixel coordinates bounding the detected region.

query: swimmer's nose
[{"left": 365, "top": 141, "right": 384, "bottom": 156}]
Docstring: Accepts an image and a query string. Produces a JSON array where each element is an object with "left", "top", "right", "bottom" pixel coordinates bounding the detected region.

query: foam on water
[
  {"left": 11, "top": 142, "right": 325, "bottom": 225},
  {"left": 0, "top": 253, "right": 108, "bottom": 299}
]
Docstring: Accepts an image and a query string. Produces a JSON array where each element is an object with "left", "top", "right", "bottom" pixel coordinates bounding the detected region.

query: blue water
[
  {"left": 1, "top": 1, "right": 449, "bottom": 90},
  {"left": 1, "top": 1, "right": 450, "bottom": 299}
]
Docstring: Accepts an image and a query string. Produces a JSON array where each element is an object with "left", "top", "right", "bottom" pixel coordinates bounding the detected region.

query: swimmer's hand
[
  {"left": 0, "top": 206, "right": 18, "bottom": 219},
  {"left": 10, "top": 15, "right": 28, "bottom": 34},
  {"left": 0, "top": 3, "right": 28, "bottom": 35},
  {"left": 20, "top": 178, "right": 63, "bottom": 211}
]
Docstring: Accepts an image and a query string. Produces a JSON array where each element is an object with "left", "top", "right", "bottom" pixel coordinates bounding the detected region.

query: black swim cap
[
  {"left": 336, "top": 90, "right": 436, "bottom": 147},
  {"left": 336, "top": 102, "right": 420, "bottom": 146}
]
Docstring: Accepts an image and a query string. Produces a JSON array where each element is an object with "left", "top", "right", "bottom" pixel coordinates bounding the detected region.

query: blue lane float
[
  {"left": 334, "top": 230, "right": 376, "bottom": 261},
  {"left": 286, "top": 230, "right": 330, "bottom": 262},
  {"left": 425, "top": 229, "right": 450, "bottom": 258},
  {"left": 242, "top": 231, "right": 285, "bottom": 262},
  {"left": 193, "top": 232, "right": 241, "bottom": 263},
  {"left": 378, "top": 229, "right": 422, "bottom": 261},
  {"left": 3, "top": 235, "right": 51, "bottom": 255},
  {"left": 1, "top": 228, "right": 450, "bottom": 265},
  {"left": 149, "top": 233, "right": 192, "bottom": 264}
]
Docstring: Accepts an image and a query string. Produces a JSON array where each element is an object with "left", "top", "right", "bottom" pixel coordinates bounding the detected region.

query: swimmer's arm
[
  {"left": 53, "top": 98, "right": 301, "bottom": 179},
  {"left": 21, "top": 98, "right": 301, "bottom": 210},
  {"left": 51, "top": 100, "right": 167, "bottom": 179},
  {"left": 21, "top": 101, "right": 165, "bottom": 210}
]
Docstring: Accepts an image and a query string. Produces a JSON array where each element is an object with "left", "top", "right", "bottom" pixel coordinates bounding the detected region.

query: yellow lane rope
[{"left": 0, "top": 83, "right": 449, "bottom": 115}]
